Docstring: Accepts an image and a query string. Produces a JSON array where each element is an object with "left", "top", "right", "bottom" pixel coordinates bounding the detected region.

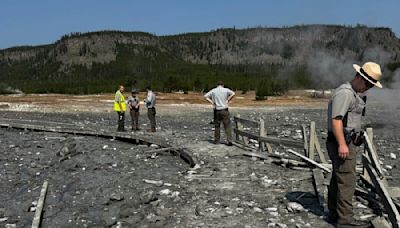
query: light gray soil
[{"left": 0, "top": 100, "right": 399, "bottom": 227}]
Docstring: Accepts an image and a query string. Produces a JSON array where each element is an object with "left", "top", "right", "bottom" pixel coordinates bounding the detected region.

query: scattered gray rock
[
  {"left": 143, "top": 179, "right": 163, "bottom": 187},
  {"left": 110, "top": 192, "right": 124, "bottom": 201},
  {"left": 140, "top": 191, "right": 157, "bottom": 204},
  {"left": 287, "top": 202, "right": 305, "bottom": 212}
]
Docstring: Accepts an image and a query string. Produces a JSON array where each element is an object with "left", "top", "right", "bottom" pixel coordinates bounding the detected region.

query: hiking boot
[
  {"left": 227, "top": 142, "right": 233, "bottom": 146},
  {"left": 326, "top": 212, "right": 338, "bottom": 224},
  {"left": 147, "top": 128, "right": 156, "bottom": 132}
]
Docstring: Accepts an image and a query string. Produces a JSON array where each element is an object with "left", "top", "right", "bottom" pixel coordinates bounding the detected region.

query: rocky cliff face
[
  {"left": 1, "top": 25, "right": 399, "bottom": 67},
  {"left": 1, "top": 25, "right": 399, "bottom": 94}
]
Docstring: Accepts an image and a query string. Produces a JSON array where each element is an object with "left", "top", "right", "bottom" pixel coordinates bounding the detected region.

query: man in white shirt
[
  {"left": 144, "top": 86, "right": 157, "bottom": 132},
  {"left": 204, "top": 81, "right": 235, "bottom": 146}
]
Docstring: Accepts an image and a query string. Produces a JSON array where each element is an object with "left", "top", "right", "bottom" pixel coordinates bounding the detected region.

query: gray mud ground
[{"left": 1, "top": 97, "right": 399, "bottom": 227}]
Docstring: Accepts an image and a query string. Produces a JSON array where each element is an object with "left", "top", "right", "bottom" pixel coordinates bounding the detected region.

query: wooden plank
[
  {"left": 144, "top": 147, "right": 175, "bottom": 153},
  {"left": 233, "top": 116, "right": 260, "bottom": 128},
  {"left": 314, "top": 133, "right": 327, "bottom": 163},
  {"left": 309, "top": 122, "right": 316, "bottom": 160},
  {"left": 234, "top": 115, "right": 240, "bottom": 142},
  {"left": 241, "top": 152, "right": 308, "bottom": 167},
  {"left": 286, "top": 149, "right": 331, "bottom": 173},
  {"left": 234, "top": 128, "right": 258, "bottom": 140},
  {"left": 364, "top": 131, "right": 385, "bottom": 180},
  {"left": 258, "top": 118, "right": 272, "bottom": 153},
  {"left": 259, "top": 118, "right": 265, "bottom": 152},
  {"left": 31, "top": 180, "right": 49, "bottom": 228},
  {"left": 301, "top": 124, "right": 309, "bottom": 157},
  {"left": 259, "top": 135, "right": 304, "bottom": 148},
  {"left": 389, "top": 187, "right": 400, "bottom": 198},
  {"left": 371, "top": 216, "right": 391, "bottom": 228},
  {"left": 266, "top": 143, "right": 273, "bottom": 154},
  {"left": 312, "top": 168, "right": 325, "bottom": 208},
  {"left": 235, "top": 115, "right": 248, "bottom": 145},
  {"left": 363, "top": 155, "right": 400, "bottom": 228},
  {"left": 234, "top": 128, "right": 304, "bottom": 148}
]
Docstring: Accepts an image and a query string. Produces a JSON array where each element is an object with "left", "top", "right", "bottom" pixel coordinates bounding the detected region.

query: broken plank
[
  {"left": 59, "top": 151, "right": 83, "bottom": 162},
  {"left": 364, "top": 131, "right": 385, "bottom": 179},
  {"left": 259, "top": 135, "right": 304, "bottom": 148},
  {"left": 144, "top": 147, "right": 176, "bottom": 153},
  {"left": 314, "top": 133, "right": 327, "bottom": 163},
  {"left": 363, "top": 155, "right": 400, "bottom": 228},
  {"left": 309, "top": 122, "right": 316, "bottom": 160},
  {"left": 233, "top": 116, "right": 260, "bottom": 128},
  {"left": 371, "top": 216, "right": 391, "bottom": 228},
  {"left": 301, "top": 124, "right": 309, "bottom": 157},
  {"left": 312, "top": 168, "right": 326, "bottom": 208},
  {"left": 286, "top": 149, "right": 331, "bottom": 173},
  {"left": 31, "top": 180, "right": 49, "bottom": 228},
  {"left": 389, "top": 187, "right": 400, "bottom": 198}
]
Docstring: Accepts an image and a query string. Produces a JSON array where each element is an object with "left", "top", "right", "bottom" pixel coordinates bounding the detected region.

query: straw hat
[{"left": 353, "top": 62, "right": 382, "bottom": 88}]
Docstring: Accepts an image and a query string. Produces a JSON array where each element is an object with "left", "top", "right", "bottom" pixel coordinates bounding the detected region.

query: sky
[{"left": 0, "top": 0, "right": 399, "bottom": 49}]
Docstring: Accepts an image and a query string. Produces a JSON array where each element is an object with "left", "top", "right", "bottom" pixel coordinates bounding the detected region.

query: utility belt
[
  {"left": 216, "top": 108, "right": 229, "bottom": 112},
  {"left": 147, "top": 107, "right": 155, "bottom": 110},
  {"left": 327, "top": 129, "right": 364, "bottom": 146},
  {"left": 130, "top": 107, "right": 139, "bottom": 112}
]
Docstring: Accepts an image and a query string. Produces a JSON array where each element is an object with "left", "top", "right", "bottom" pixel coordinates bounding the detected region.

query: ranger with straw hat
[{"left": 326, "top": 62, "right": 382, "bottom": 227}]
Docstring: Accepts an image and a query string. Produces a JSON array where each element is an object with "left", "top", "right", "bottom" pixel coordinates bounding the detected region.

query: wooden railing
[
  {"left": 233, "top": 115, "right": 327, "bottom": 163},
  {"left": 233, "top": 116, "right": 400, "bottom": 226}
]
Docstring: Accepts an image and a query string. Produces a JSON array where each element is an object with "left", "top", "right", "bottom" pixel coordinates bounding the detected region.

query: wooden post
[
  {"left": 301, "top": 124, "right": 309, "bottom": 157},
  {"left": 259, "top": 118, "right": 265, "bottom": 152},
  {"left": 314, "top": 132, "right": 327, "bottom": 163},
  {"left": 236, "top": 115, "right": 248, "bottom": 145},
  {"left": 259, "top": 118, "right": 272, "bottom": 153},
  {"left": 234, "top": 115, "right": 240, "bottom": 142},
  {"left": 309, "top": 122, "right": 316, "bottom": 160},
  {"left": 32, "top": 180, "right": 49, "bottom": 228}
]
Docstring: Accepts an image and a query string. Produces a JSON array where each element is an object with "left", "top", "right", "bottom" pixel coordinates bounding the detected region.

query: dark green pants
[
  {"left": 326, "top": 139, "right": 357, "bottom": 224},
  {"left": 147, "top": 108, "right": 156, "bottom": 129},
  {"left": 214, "top": 109, "right": 232, "bottom": 143}
]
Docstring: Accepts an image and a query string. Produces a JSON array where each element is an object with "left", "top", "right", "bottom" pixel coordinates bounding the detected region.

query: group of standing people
[
  {"left": 112, "top": 61, "right": 384, "bottom": 227},
  {"left": 114, "top": 85, "right": 157, "bottom": 132},
  {"left": 113, "top": 80, "right": 236, "bottom": 143}
]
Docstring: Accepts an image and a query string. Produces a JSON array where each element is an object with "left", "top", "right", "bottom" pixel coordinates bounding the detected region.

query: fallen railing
[{"left": 232, "top": 115, "right": 400, "bottom": 227}]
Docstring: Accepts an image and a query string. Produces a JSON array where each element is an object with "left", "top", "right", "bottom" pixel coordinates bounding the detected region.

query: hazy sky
[{"left": 0, "top": 0, "right": 399, "bottom": 49}]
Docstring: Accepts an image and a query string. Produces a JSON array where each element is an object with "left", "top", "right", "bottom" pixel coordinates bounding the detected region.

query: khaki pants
[
  {"left": 214, "top": 109, "right": 232, "bottom": 143},
  {"left": 326, "top": 139, "right": 357, "bottom": 224},
  {"left": 147, "top": 108, "right": 156, "bottom": 129},
  {"left": 130, "top": 110, "right": 139, "bottom": 129}
]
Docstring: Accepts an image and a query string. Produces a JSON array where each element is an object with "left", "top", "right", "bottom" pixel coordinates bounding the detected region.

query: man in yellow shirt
[{"left": 114, "top": 85, "right": 126, "bottom": 132}]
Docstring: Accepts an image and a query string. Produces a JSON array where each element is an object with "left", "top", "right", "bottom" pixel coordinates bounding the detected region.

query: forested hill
[{"left": 1, "top": 25, "right": 400, "bottom": 94}]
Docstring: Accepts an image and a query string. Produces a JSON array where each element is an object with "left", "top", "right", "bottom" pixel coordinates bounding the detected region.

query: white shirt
[
  {"left": 204, "top": 86, "right": 235, "bottom": 110},
  {"left": 145, "top": 90, "right": 156, "bottom": 108}
]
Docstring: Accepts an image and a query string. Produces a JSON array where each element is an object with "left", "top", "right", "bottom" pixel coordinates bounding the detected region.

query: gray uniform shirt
[
  {"left": 204, "top": 86, "right": 235, "bottom": 110},
  {"left": 127, "top": 96, "right": 139, "bottom": 110},
  {"left": 145, "top": 90, "right": 156, "bottom": 108},
  {"left": 327, "top": 82, "right": 365, "bottom": 133}
]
